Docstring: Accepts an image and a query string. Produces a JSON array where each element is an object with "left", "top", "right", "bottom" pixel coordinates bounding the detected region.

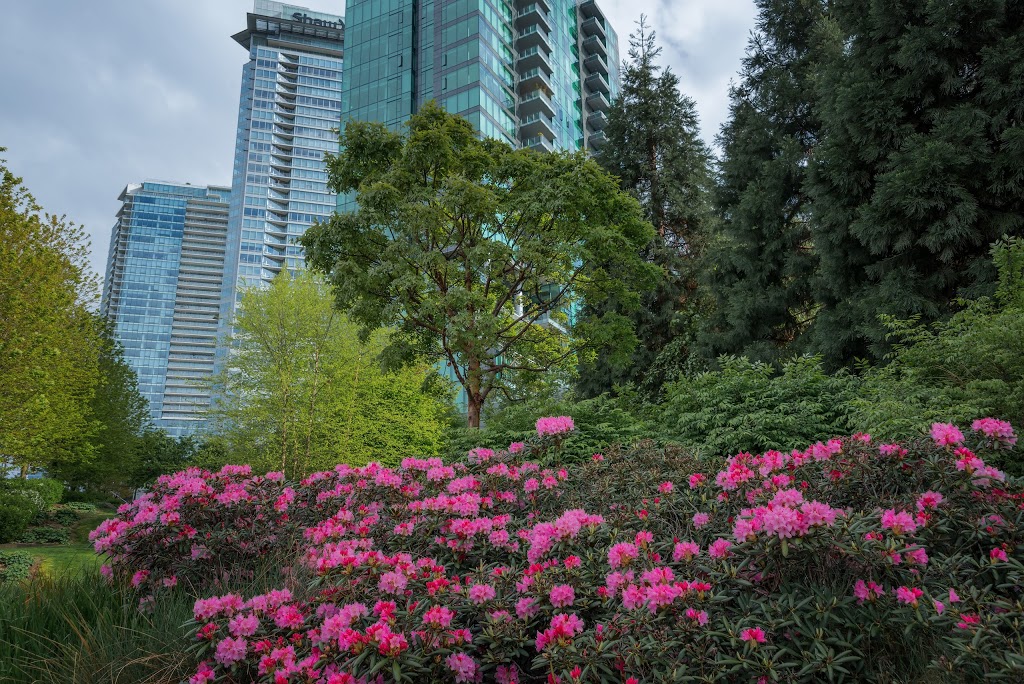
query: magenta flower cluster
[{"left": 89, "top": 419, "right": 1024, "bottom": 683}]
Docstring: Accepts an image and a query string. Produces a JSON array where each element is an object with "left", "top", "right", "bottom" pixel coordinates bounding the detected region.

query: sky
[{"left": 0, "top": 0, "right": 756, "bottom": 278}]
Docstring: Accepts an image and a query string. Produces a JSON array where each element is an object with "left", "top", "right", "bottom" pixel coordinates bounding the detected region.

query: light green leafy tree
[
  {"left": 300, "top": 103, "right": 657, "bottom": 428},
  {"left": 0, "top": 150, "right": 102, "bottom": 476},
  {"left": 207, "top": 272, "right": 451, "bottom": 477}
]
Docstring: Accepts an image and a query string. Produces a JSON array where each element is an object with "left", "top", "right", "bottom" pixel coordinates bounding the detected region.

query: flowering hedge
[{"left": 91, "top": 418, "right": 1024, "bottom": 682}]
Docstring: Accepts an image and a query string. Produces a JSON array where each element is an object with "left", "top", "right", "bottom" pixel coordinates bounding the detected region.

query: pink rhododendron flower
[
  {"left": 693, "top": 512, "right": 711, "bottom": 529},
  {"left": 934, "top": 600, "right": 945, "bottom": 614},
  {"left": 468, "top": 583, "right": 496, "bottom": 603},
  {"left": 708, "top": 538, "right": 732, "bottom": 559},
  {"left": 740, "top": 627, "right": 766, "bottom": 643},
  {"left": 515, "top": 597, "right": 539, "bottom": 619},
  {"left": 685, "top": 607, "right": 709, "bottom": 626},
  {"left": 214, "top": 636, "right": 247, "bottom": 666},
  {"left": 688, "top": 473, "right": 706, "bottom": 488},
  {"left": 446, "top": 653, "right": 478, "bottom": 682},
  {"left": 990, "top": 548, "right": 1008, "bottom": 562},
  {"left": 190, "top": 661, "right": 216, "bottom": 684},
  {"left": 916, "top": 491, "right": 944, "bottom": 512},
  {"left": 536, "top": 416, "right": 575, "bottom": 436},
  {"left": 535, "top": 613, "right": 584, "bottom": 650},
  {"left": 496, "top": 665, "right": 520, "bottom": 684},
  {"left": 931, "top": 423, "right": 965, "bottom": 446},
  {"left": 972, "top": 418, "right": 1016, "bottom": 445},
  {"left": 957, "top": 613, "right": 981, "bottom": 629},
  {"left": 378, "top": 570, "right": 408, "bottom": 594},
  {"left": 895, "top": 586, "right": 924, "bottom": 606},
  {"left": 881, "top": 509, "right": 918, "bottom": 535},
  {"left": 608, "top": 542, "right": 639, "bottom": 568},
  {"left": 423, "top": 605, "right": 455, "bottom": 628},
  {"left": 228, "top": 613, "right": 260, "bottom": 637},
  {"left": 673, "top": 541, "right": 700, "bottom": 562},
  {"left": 659, "top": 481, "right": 674, "bottom": 493},
  {"left": 549, "top": 584, "right": 575, "bottom": 608}
]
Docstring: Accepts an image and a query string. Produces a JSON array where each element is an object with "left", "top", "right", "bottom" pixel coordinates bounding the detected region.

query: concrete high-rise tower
[
  {"left": 101, "top": 182, "right": 232, "bottom": 437},
  {"left": 221, "top": 1, "right": 344, "bottom": 324}
]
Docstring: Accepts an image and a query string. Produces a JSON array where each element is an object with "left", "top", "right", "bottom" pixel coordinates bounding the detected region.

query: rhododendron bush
[{"left": 91, "top": 419, "right": 1024, "bottom": 682}]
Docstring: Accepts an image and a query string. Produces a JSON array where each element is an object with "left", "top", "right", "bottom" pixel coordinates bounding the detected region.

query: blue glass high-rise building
[
  {"left": 221, "top": 1, "right": 344, "bottom": 323},
  {"left": 101, "top": 182, "right": 232, "bottom": 437},
  {"left": 340, "top": 0, "right": 618, "bottom": 159}
]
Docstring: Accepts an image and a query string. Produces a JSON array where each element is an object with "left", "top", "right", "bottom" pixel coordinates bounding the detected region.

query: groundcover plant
[{"left": 91, "top": 418, "right": 1024, "bottom": 683}]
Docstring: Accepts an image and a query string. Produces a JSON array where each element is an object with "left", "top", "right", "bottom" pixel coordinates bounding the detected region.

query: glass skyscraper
[
  {"left": 340, "top": 0, "right": 619, "bottom": 158},
  {"left": 221, "top": 1, "right": 344, "bottom": 324},
  {"left": 101, "top": 182, "right": 232, "bottom": 438}
]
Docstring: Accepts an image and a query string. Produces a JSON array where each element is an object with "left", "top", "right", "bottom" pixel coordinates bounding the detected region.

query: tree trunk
[{"left": 466, "top": 356, "right": 482, "bottom": 429}]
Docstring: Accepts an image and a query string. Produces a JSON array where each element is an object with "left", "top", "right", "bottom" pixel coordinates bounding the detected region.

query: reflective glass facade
[
  {"left": 221, "top": 1, "right": 344, "bottom": 326},
  {"left": 101, "top": 182, "right": 232, "bottom": 438},
  {"left": 340, "top": 0, "right": 618, "bottom": 155}
]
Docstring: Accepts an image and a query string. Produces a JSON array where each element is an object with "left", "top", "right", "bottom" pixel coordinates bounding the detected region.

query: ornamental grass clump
[{"left": 91, "top": 419, "right": 1024, "bottom": 683}]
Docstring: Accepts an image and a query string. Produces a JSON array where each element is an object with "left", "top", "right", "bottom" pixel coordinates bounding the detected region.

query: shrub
[
  {"left": 0, "top": 494, "right": 35, "bottom": 543},
  {"left": 848, "top": 238, "right": 1024, "bottom": 477},
  {"left": 0, "top": 551, "right": 34, "bottom": 585},
  {"left": 63, "top": 502, "right": 97, "bottom": 512},
  {"left": 93, "top": 417, "right": 1024, "bottom": 683},
  {"left": 446, "top": 394, "right": 649, "bottom": 462},
  {"left": 659, "top": 355, "right": 861, "bottom": 457},
  {"left": 0, "top": 477, "right": 64, "bottom": 509},
  {"left": 18, "top": 528, "right": 70, "bottom": 545}
]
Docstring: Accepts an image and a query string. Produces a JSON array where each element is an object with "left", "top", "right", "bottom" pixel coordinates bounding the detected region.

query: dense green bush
[
  {"left": 17, "top": 527, "right": 70, "bottom": 545},
  {"left": 0, "top": 477, "right": 63, "bottom": 509},
  {"left": 62, "top": 502, "right": 97, "bottom": 512},
  {"left": 0, "top": 551, "right": 34, "bottom": 585},
  {"left": 445, "top": 393, "right": 649, "bottom": 461},
  {"left": 658, "top": 355, "right": 861, "bottom": 457},
  {"left": 847, "top": 238, "right": 1024, "bottom": 476},
  {"left": 0, "top": 493, "right": 36, "bottom": 543}
]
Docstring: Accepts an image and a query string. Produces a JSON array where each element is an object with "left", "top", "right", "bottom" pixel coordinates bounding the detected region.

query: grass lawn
[{"left": 0, "top": 507, "right": 112, "bottom": 578}]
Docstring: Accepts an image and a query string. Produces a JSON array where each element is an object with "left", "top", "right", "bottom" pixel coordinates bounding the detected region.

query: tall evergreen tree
[
  {"left": 808, "top": 0, "right": 1024, "bottom": 365},
  {"left": 701, "top": 0, "right": 826, "bottom": 362},
  {"left": 577, "top": 18, "right": 714, "bottom": 399}
]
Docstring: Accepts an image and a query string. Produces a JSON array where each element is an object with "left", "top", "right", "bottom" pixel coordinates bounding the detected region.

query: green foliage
[
  {"left": 0, "top": 477, "right": 64, "bottom": 509},
  {"left": 0, "top": 494, "right": 35, "bottom": 543},
  {"left": 208, "top": 271, "right": 450, "bottom": 476},
  {"left": 580, "top": 18, "right": 715, "bottom": 400},
  {"left": 0, "top": 151, "right": 103, "bottom": 475},
  {"left": 700, "top": 0, "right": 824, "bottom": 361},
  {"left": 0, "top": 551, "right": 34, "bottom": 585},
  {"left": 17, "top": 527, "right": 70, "bottom": 545},
  {"left": 62, "top": 502, "right": 96, "bottom": 512},
  {"left": 659, "top": 356, "right": 861, "bottom": 457},
  {"left": 807, "top": 0, "right": 1024, "bottom": 365},
  {"left": 0, "top": 569, "right": 197, "bottom": 683},
  {"left": 301, "top": 102, "right": 657, "bottom": 427},
  {"left": 849, "top": 238, "right": 1024, "bottom": 475},
  {"left": 50, "top": 320, "right": 150, "bottom": 498},
  {"left": 445, "top": 393, "right": 650, "bottom": 462}
]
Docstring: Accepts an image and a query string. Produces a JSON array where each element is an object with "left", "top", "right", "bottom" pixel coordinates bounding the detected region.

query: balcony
[
  {"left": 516, "top": 4, "right": 551, "bottom": 32},
  {"left": 582, "top": 34, "right": 607, "bottom": 59},
  {"left": 517, "top": 46, "right": 552, "bottom": 75},
  {"left": 578, "top": 0, "right": 604, "bottom": 21},
  {"left": 523, "top": 135, "right": 554, "bottom": 153},
  {"left": 581, "top": 16, "right": 606, "bottom": 41},
  {"left": 519, "top": 112, "right": 555, "bottom": 139},
  {"left": 586, "top": 90, "right": 610, "bottom": 112},
  {"left": 585, "top": 71, "right": 610, "bottom": 95},
  {"left": 518, "top": 67, "right": 552, "bottom": 94},
  {"left": 518, "top": 90, "right": 555, "bottom": 118},
  {"left": 516, "top": 24, "right": 551, "bottom": 53},
  {"left": 587, "top": 110, "right": 608, "bottom": 130},
  {"left": 588, "top": 130, "right": 607, "bottom": 149},
  {"left": 584, "top": 53, "right": 608, "bottom": 77},
  {"left": 514, "top": 0, "right": 549, "bottom": 11}
]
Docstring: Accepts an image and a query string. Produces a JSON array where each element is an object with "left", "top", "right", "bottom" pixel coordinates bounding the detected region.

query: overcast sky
[{"left": 0, "top": 0, "right": 755, "bottom": 278}]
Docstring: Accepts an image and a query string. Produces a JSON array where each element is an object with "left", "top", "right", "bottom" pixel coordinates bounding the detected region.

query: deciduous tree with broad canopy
[{"left": 300, "top": 103, "right": 656, "bottom": 428}]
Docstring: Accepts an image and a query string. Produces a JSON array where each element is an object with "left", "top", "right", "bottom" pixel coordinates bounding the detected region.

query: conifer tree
[
  {"left": 700, "top": 0, "right": 826, "bottom": 362},
  {"left": 808, "top": 0, "right": 1024, "bottom": 364},
  {"left": 577, "top": 18, "right": 714, "bottom": 399}
]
